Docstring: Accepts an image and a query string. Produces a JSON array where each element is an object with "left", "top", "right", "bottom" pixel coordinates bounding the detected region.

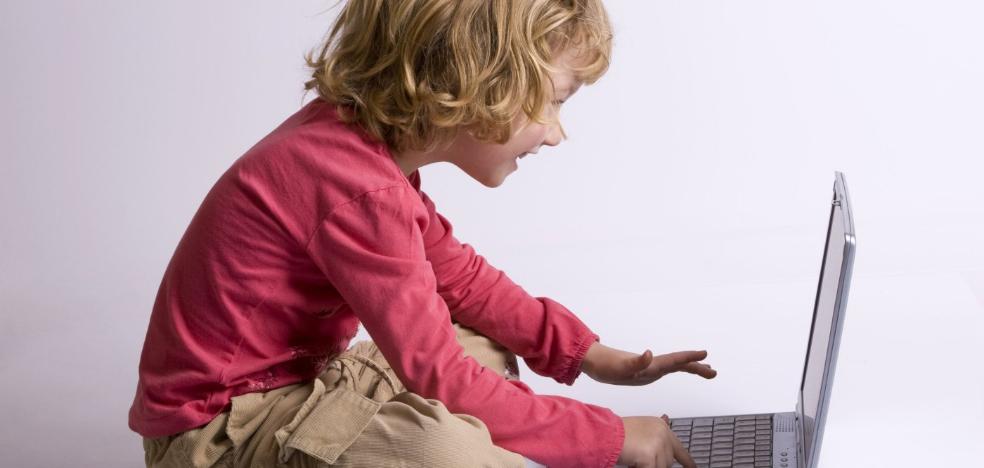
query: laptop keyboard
[{"left": 669, "top": 414, "right": 773, "bottom": 468}]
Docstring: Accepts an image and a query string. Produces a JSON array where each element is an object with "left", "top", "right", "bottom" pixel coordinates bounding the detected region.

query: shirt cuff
[
  {"left": 555, "top": 327, "right": 600, "bottom": 386},
  {"left": 602, "top": 410, "right": 626, "bottom": 468}
]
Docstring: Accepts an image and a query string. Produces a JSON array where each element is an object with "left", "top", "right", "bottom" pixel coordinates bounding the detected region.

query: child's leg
[
  {"left": 328, "top": 390, "right": 527, "bottom": 468},
  {"left": 452, "top": 320, "right": 522, "bottom": 381},
  {"left": 142, "top": 411, "right": 235, "bottom": 468},
  {"left": 315, "top": 323, "right": 526, "bottom": 467}
]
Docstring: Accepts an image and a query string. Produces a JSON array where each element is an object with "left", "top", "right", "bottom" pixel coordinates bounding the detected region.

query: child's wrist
[{"left": 581, "top": 341, "right": 607, "bottom": 377}]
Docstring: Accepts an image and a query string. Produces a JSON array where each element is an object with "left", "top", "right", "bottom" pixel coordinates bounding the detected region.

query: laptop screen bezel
[{"left": 795, "top": 171, "right": 856, "bottom": 468}]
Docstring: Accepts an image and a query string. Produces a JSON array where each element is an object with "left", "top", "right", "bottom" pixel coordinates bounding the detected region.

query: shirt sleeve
[
  {"left": 306, "top": 184, "right": 624, "bottom": 468},
  {"left": 416, "top": 190, "right": 601, "bottom": 385}
]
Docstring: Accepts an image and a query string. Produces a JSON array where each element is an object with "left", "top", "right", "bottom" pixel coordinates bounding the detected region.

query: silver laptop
[{"left": 669, "top": 171, "right": 856, "bottom": 468}]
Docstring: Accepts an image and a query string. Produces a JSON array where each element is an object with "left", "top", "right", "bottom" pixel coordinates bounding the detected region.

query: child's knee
[
  {"left": 452, "top": 323, "right": 521, "bottom": 381},
  {"left": 367, "top": 393, "right": 525, "bottom": 467}
]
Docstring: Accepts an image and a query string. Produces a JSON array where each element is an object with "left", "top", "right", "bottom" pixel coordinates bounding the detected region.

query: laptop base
[{"left": 668, "top": 411, "right": 799, "bottom": 468}]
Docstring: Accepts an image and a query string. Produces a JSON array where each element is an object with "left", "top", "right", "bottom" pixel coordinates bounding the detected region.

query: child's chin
[
  {"left": 478, "top": 175, "right": 507, "bottom": 188},
  {"left": 470, "top": 165, "right": 513, "bottom": 188}
]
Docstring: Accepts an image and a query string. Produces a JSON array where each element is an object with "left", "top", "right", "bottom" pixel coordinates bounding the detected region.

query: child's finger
[
  {"left": 660, "top": 350, "right": 709, "bottom": 366},
  {"left": 679, "top": 362, "right": 717, "bottom": 378},
  {"left": 670, "top": 430, "right": 697, "bottom": 468}
]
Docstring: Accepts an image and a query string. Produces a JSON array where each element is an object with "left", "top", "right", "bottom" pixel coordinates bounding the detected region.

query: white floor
[
  {"left": 514, "top": 221, "right": 984, "bottom": 467},
  {"left": 525, "top": 269, "right": 984, "bottom": 467}
]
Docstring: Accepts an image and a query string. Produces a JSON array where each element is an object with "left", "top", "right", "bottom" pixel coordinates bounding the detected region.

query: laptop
[{"left": 668, "top": 171, "right": 857, "bottom": 468}]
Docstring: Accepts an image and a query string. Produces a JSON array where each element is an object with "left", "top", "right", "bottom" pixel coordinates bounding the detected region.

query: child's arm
[
  {"left": 308, "top": 184, "right": 624, "bottom": 468},
  {"left": 418, "top": 190, "right": 599, "bottom": 386}
]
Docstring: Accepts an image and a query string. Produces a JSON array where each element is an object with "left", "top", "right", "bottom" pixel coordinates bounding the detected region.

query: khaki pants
[{"left": 142, "top": 322, "right": 527, "bottom": 468}]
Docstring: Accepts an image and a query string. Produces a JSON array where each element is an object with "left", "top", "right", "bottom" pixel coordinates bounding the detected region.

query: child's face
[{"left": 448, "top": 47, "right": 583, "bottom": 188}]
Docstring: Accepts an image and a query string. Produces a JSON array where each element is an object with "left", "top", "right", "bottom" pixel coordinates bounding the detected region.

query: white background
[{"left": 2, "top": 1, "right": 982, "bottom": 467}]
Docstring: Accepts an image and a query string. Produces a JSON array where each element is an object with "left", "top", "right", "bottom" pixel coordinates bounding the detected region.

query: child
[{"left": 129, "top": 1, "right": 715, "bottom": 467}]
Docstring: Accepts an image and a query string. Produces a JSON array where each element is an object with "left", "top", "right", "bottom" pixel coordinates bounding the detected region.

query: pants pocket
[{"left": 273, "top": 380, "right": 382, "bottom": 465}]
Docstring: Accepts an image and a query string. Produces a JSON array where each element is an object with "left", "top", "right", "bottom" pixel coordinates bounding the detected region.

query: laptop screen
[{"left": 798, "top": 173, "right": 855, "bottom": 468}]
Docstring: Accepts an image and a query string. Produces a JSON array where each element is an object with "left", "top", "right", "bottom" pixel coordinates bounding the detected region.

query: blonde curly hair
[{"left": 303, "top": 0, "right": 613, "bottom": 155}]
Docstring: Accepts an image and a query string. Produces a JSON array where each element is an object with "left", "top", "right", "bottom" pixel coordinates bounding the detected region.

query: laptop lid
[{"left": 795, "top": 171, "right": 856, "bottom": 468}]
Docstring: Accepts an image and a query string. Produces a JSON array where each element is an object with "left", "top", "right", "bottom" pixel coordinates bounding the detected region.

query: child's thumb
[{"left": 631, "top": 350, "right": 651, "bottom": 377}]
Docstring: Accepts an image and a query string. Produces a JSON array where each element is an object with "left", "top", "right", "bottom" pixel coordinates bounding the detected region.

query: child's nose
[{"left": 542, "top": 123, "right": 563, "bottom": 147}]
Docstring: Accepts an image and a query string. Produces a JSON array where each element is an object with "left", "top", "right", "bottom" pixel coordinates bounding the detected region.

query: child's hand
[
  {"left": 581, "top": 342, "right": 717, "bottom": 386},
  {"left": 617, "top": 415, "right": 696, "bottom": 468}
]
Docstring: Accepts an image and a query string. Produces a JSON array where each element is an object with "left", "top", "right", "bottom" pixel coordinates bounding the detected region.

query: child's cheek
[{"left": 523, "top": 123, "right": 548, "bottom": 146}]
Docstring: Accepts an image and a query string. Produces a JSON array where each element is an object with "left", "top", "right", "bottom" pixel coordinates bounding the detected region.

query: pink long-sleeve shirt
[{"left": 128, "top": 97, "right": 625, "bottom": 467}]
